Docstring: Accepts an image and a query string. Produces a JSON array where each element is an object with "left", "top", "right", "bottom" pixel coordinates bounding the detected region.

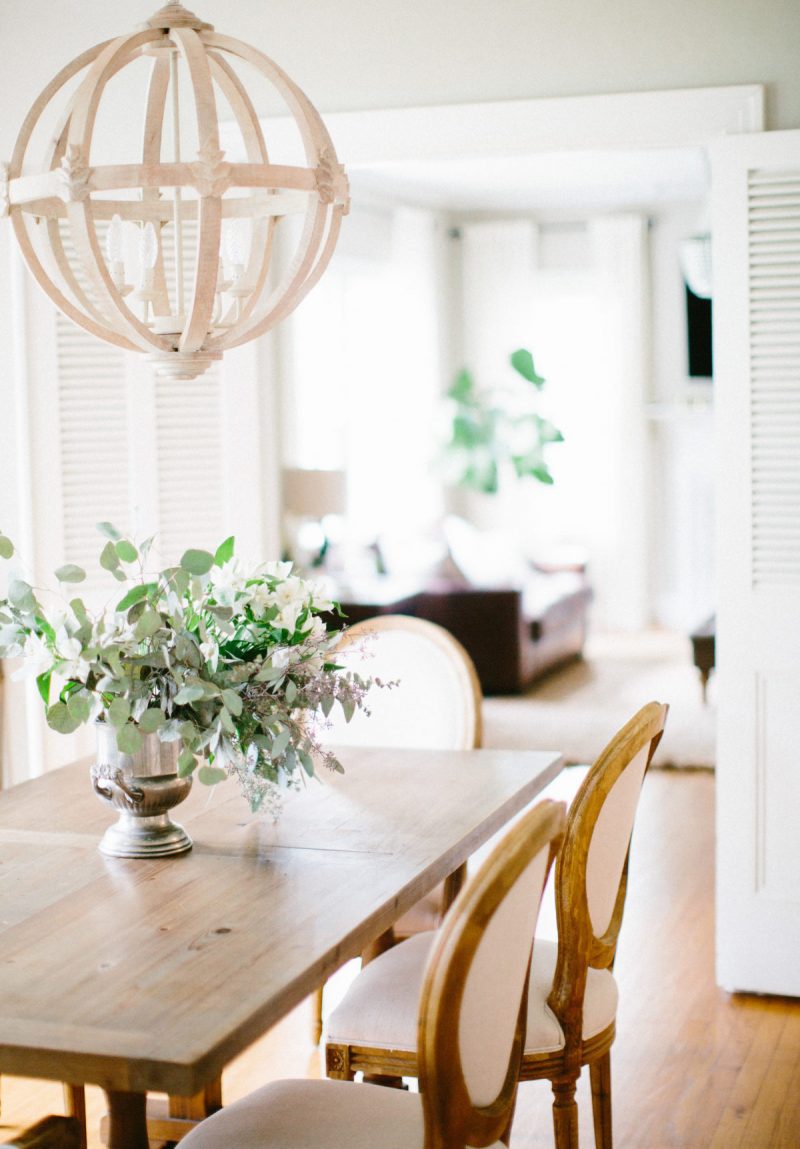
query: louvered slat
[
  {"left": 749, "top": 167, "right": 800, "bottom": 586},
  {"left": 56, "top": 311, "right": 131, "bottom": 595},
  {"left": 154, "top": 369, "right": 226, "bottom": 562}
]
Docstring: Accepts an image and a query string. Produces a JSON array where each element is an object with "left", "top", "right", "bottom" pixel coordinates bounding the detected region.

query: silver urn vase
[{"left": 91, "top": 724, "right": 193, "bottom": 858}]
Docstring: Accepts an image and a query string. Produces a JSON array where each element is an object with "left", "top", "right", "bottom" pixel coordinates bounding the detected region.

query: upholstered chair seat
[
  {"left": 177, "top": 1077, "right": 508, "bottom": 1149},
  {"left": 327, "top": 932, "right": 618, "bottom": 1058}
]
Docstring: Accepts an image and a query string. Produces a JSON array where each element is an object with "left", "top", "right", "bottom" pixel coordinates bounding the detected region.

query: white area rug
[{"left": 482, "top": 629, "right": 716, "bottom": 769}]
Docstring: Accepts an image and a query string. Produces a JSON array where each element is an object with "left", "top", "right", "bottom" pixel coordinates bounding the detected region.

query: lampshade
[
  {"left": 282, "top": 468, "right": 347, "bottom": 518},
  {"left": 2, "top": 3, "right": 349, "bottom": 380}
]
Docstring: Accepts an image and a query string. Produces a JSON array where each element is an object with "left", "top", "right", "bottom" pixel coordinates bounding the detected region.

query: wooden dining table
[{"left": 0, "top": 745, "right": 562, "bottom": 1148}]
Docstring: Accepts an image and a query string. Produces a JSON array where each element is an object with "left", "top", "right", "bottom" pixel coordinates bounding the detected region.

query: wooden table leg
[{"left": 103, "top": 1091, "right": 149, "bottom": 1149}]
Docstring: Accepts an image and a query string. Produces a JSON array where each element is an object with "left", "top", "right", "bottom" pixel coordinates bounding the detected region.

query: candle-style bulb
[
  {"left": 140, "top": 222, "right": 159, "bottom": 271},
  {"left": 106, "top": 214, "right": 124, "bottom": 264}
]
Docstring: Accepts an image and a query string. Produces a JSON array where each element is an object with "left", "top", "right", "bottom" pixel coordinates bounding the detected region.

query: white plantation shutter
[
  {"left": 154, "top": 367, "right": 228, "bottom": 561},
  {"left": 55, "top": 312, "right": 132, "bottom": 593},
  {"left": 713, "top": 129, "right": 800, "bottom": 997},
  {"left": 748, "top": 168, "right": 800, "bottom": 586}
]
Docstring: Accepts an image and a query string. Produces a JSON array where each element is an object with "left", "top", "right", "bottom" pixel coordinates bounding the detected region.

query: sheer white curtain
[
  {"left": 284, "top": 204, "right": 443, "bottom": 546},
  {"left": 458, "top": 214, "right": 650, "bottom": 630}
]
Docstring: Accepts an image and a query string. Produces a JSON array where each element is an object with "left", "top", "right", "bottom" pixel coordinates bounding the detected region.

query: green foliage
[
  {"left": 441, "top": 347, "right": 564, "bottom": 495},
  {"left": 55, "top": 564, "right": 86, "bottom": 584},
  {"left": 0, "top": 524, "right": 380, "bottom": 815}
]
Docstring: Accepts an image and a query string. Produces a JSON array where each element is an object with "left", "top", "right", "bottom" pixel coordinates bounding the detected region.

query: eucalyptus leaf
[
  {"left": 320, "top": 694, "right": 335, "bottom": 718},
  {"left": 108, "top": 697, "right": 131, "bottom": 727},
  {"left": 284, "top": 679, "right": 297, "bottom": 705},
  {"left": 298, "top": 749, "right": 315, "bottom": 777},
  {"left": 134, "top": 609, "right": 162, "bottom": 641},
  {"left": 36, "top": 671, "right": 52, "bottom": 707},
  {"left": 55, "top": 564, "right": 86, "bottom": 584},
  {"left": 271, "top": 728, "right": 291, "bottom": 759},
  {"left": 66, "top": 693, "right": 91, "bottom": 724},
  {"left": 115, "top": 540, "right": 138, "bottom": 563},
  {"left": 174, "top": 684, "right": 206, "bottom": 705},
  {"left": 139, "top": 707, "right": 166, "bottom": 733},
  {"left": 46, "top": 702, "right": 81, "bottom": 735},
  {"left": 178, "top": 748, "right": 198, "bottom": 777},
  {"left": 221, "top": 689, "right": 243, "bottom": 717},
  {"left": 70, "top": 598, "right": 89, "bottom": 625},
  {"left": 96, "top": 522, "right": 122, "bottom": 541},
  {"left": 0, "top": 534, "right": 14, "bottom": 559},
  {"left": 214, "top": 536, "right": 235, "bottom": 566},
  {"left": 99, "top": 541, "right": 120, "bottom": 571},
  {"left": 116, "top": 723, "right": 142, "bottom": 754},
  {"left": 219, "top": 707, "right": 235, "bottom": 735},
  {"left": 198, "top": 764, "right": 227, "bottom": 786},
  {"left": 116, "top": 583, "right": 153, "bottom": 611},
  {"left": 180, "top": 549, "right": 214, "bottom": 576},
  {"left": 8, "top": 579, "right": 36, "bottom": 613}
]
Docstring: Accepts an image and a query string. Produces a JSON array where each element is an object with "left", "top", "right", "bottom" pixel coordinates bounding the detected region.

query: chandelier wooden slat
[{"left": 2, "top": 2, "right": 349, "bottom": 379}]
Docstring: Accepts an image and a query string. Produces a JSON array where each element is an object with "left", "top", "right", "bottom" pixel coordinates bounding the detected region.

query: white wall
[
  {"left": 648, "top": 203, "right": 716, "bottom": 630},
  {"left": 0, "top": 0, "right": 798, "bottom": 152}
]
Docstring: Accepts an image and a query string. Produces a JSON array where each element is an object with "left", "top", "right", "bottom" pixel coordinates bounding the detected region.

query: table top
[{"left": 0, "top": 746, "right": 561, "bottom": 1096}]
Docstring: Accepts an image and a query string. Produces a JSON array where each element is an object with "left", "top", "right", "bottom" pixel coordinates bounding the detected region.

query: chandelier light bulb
[
  {"left": 106, "top": 213, "right": 124, "bottom": 264},
  {"left": 2, "top": 2, "right": 349, "bottom": 381}
]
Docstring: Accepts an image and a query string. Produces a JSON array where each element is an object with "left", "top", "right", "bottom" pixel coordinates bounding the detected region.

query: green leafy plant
[
  {"left": 441, "top": 347, "right": 564, "bottom": 495},
  {"left": 0, "top": 525, "right": 377, "bottom": 815}
]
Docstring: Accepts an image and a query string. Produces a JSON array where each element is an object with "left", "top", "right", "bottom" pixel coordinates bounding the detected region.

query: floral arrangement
[{"left": 0, "top": 525, "right": 375, "bottom": 814}]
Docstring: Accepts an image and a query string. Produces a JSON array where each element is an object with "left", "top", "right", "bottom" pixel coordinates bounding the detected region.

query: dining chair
[
  {"left": 311, "top": 613, "right": 483, "bottom": 1042},
  {"left": 325, "top": 700, "right": 668, "bottom": 1149},
  {"left": 177, "top": 797, "right": 566, "bottom": 1149}
]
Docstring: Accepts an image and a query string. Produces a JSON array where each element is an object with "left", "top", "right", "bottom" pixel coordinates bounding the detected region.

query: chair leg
[
  {"left": 589, "top": 1053, "right": 613, "bottom": 1149},
  {"left": 325, "top": 1043, "right": 355, "bottom": 1081},
  {"left": 311, "top": 985, "right": 324, "bottom": 1044},
  {"left": 551, "top": 1076, "right": 580, "bottom": 1149},
  {"left": 62, "top": 1085, "right": 87, "bottom": 1149}
]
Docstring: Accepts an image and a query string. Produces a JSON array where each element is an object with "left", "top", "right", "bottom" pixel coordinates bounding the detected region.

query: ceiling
[{"left": 350, "top": 146, "right": 710, "bottom": 216}]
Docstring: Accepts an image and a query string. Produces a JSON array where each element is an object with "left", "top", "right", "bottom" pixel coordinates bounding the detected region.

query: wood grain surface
[{"left": 0, "top": 747, "right": 562, "bottom": 1100}]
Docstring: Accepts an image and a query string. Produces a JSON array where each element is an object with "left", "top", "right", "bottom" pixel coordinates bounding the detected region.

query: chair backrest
[
  {"left": 323, "top": 614, "right": 482, "bottom": 749},
  {"left": 417, "top": 799, "right": 565, "bottom": 1149},
  {"left": 547, "top": 701, "right": 668, "bottom": 1057}
]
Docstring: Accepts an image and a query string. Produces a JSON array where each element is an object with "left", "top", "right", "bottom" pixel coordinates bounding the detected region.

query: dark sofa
[{"left": 329, "top": 563, "right": 592, "bottom": 696}]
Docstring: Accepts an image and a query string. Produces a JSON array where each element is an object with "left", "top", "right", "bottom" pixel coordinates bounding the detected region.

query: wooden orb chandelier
[{"left": 2, "top": 3, "right": 349, "bottom": 380}]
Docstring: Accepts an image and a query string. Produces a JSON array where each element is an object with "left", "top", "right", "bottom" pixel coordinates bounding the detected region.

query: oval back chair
[
  {"left": 177, "top": 799, "right": 566, "bottom": 1149},
  {"left": 312, "top": 614, "right": 483, "bottom": 1042},
  {"left": 321, "top": 614, "right": 482, "bottom": 751}
]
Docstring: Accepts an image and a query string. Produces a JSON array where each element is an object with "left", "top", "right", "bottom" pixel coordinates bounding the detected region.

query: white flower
[
  {"left": 11, "top": 632, "right": 52, "bottom": 680},
  {"left": 306, "top": 579, "right": 335, "bottom": 613},
  {"left": 261, "top": 560, "right": 293, "bottom": 579},
  {"left": 0, "top": 622, "right": 25, "bottom": 655},
  {"left": 199, "top": 639, "right": 219, "bottom": 670},
  {"left": 209, "top": 558, "right": 251, "bottom": 607}
]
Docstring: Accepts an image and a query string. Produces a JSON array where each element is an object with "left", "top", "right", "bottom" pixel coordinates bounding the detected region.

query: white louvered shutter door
[
  {"left": 56, "top": 313, "right": 133, "bottom": 594},
  {"left": 713, "top": 129, "right": 800, "bottom": 996},
  {"left": 153, "top": 367, "right": 228, "bottom": 562}
]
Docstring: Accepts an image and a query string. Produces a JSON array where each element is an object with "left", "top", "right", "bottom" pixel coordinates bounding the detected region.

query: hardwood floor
[{"left": 2, "top": 771, "right": 799, "bottom": 1148}]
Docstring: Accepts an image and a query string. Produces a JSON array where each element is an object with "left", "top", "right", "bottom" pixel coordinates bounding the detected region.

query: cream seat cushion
[
  {"left": 178, "top": 1077, "right": 506, "bottom": 1149},
  {"left": 327, "top": 931, "right": 618, "bottom": 1056}
]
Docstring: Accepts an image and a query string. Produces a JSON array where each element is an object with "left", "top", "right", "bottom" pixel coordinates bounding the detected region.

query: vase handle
[{"left": 91, "top": 764, "right": 145, "bottom": 808}]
